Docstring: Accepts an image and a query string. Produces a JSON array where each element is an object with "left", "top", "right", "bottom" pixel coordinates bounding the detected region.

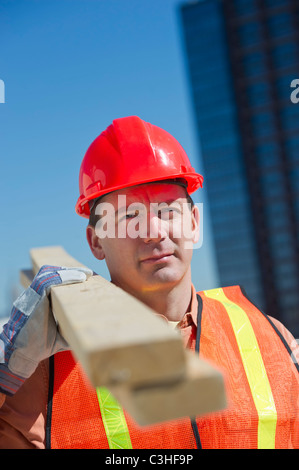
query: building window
[
  {"left": 234, "top": 0, "right": 259, "bottom": 16},
  {"left": 238, "top": 21, "right": 263, "bottom": 47},
  {"left": 255, "top": 141, "right": 281, "bottom": 168},
  {"left": 242, "top": 51, "right": 268, "bottom": 77},
  {"left": 281, "top": 104, "right": 299, "bottom": 132},
  {"left": 267, "top": 12, "right": 294, "bottom": 39},
  {"left": 246, "top": 81, "right": 272, "bottom": 106},
  {"left": 264, "top": 0, "right": 291, "bottom": 9},
  {"left": 250, "top": 111, "right": 276, "bottom": 138},
  {"left": 272, "top": 42, "right": 298, "bottom": 69},
  {"left": 285, "top": 136, "right": 299, "bottom": 163}
]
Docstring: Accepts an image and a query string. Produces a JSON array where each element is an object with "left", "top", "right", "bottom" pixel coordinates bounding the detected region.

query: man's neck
[{"left": 132, "top": 270, "right": 193, "bottom": 322}]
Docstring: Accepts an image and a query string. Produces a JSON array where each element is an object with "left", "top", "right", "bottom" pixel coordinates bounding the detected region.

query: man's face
[{"left": 87, "top": 182, "right": 200, "bottom": 296}]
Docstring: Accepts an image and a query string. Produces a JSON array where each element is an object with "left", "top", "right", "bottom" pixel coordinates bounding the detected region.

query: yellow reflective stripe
[
  {"left": 96, "top": 387, "right": 132, "bottom": 449},
  {"left": 204, "top": 288, "right": 277, "bottom": 449}
]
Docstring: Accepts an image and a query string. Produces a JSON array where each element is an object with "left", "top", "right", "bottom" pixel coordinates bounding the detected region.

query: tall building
[{"left": 180, "top": 0, "right": 299, "bottom": 336}]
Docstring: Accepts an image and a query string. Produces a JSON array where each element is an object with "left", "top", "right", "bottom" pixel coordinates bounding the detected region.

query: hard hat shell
[{"left": 75, "top": 116, "right": 203, "bottom": 218}]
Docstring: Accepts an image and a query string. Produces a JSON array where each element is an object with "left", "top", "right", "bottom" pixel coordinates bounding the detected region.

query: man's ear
[{"left": 86, "top": 225, "right": 106, "bottom": 260}]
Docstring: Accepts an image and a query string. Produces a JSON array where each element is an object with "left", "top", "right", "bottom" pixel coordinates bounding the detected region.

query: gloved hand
[{"left": 0, "top": 264, "right": 93, "bottom": 396}]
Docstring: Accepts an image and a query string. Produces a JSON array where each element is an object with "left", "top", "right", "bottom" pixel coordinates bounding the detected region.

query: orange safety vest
[{"left": 46, "top": 286, "right": 299, "bottom": 449}]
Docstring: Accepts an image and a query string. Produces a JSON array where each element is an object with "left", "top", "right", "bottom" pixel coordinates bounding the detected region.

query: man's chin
[{"left": 141, "top": 267, "right": 184, "bottom": 291}]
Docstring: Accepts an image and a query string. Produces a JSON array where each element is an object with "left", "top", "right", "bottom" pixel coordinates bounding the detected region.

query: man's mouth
[{"left": 140, "top": 253, "right": 174, "bottom": 264}]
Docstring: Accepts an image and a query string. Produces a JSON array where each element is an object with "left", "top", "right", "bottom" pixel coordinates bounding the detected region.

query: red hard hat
[{"left": 75, "top": 116, "right": 203, "bottom": 218}]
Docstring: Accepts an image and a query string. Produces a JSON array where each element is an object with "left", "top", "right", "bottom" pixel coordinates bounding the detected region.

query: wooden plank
[
  {"left": 50, "top": 276, "right": 187, "bottom": 389},
  {"left": 29, "top": 246, "right": 187, "bottom": 389},
  {"left": 110, "top": 351, "right": 226, "bottom": 425},
  {"left": 30, "top": 245, "right": 88, "bottom": 275},
  {"left": 20, "top": 245, "right": 226, "bottom": 425}
]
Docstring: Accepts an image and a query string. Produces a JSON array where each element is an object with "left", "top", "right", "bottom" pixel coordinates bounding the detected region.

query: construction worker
[{"left": 0, "top": 116, "right": 298, "bottom": 449}]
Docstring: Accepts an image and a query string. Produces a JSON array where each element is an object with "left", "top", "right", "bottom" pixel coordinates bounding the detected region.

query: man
[{"left": 0, "top": 116, "right": 298, "bottom": 449}]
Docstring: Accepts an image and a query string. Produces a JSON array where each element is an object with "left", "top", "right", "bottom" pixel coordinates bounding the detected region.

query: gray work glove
[{"left": 0, "top": 264, "right": 92, "bottom": 396}]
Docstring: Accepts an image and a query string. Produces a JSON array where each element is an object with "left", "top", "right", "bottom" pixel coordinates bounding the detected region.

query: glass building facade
[{"left": 180, "top": 0, "right": 299, "bottom": 336}]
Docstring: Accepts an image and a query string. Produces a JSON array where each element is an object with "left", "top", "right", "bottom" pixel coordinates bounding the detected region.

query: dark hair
[{"left": 88, "top": 180, "right": 194, "bottom": 228}]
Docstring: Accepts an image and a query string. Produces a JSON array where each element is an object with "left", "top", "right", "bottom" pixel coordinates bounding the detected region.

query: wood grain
[{"left": 20, "top": 246, "right": 226, "bottom": 425}]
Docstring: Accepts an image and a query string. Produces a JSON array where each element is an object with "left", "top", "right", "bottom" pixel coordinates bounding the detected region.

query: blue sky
[{"left": 0, "top": 0, "right": 219, "bottom": 318}]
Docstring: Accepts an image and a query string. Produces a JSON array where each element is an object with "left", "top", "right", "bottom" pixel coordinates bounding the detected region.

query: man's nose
[{"left": 143, "top": 211, "right": 168, "bottom": 243}]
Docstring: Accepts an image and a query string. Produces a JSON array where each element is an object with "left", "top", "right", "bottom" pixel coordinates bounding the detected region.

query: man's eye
[
  {"left": 125, "top": 210, "right": 139, "bottom": 219},
  {"left": 159, "top": 208, "right": 180, "bottom": 218}
]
